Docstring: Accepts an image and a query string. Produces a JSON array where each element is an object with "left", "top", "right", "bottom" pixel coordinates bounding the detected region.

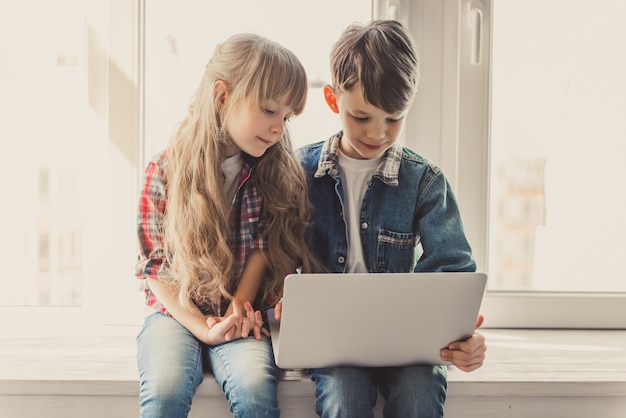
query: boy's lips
[{"left": 361, "top": 141, "right": 385, "bottom": 150}]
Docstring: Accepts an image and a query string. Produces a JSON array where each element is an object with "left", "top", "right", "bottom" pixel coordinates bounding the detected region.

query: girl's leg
[
  {"left": 376, "top": 364, "right": 448, "bottom": 418},
  {"left": 136, "top": 312, "right": 204, "bottom": 418},
  {"left": 208, "top": 335, "right": 280, "bottom": 418},
  {"left": 309, "top": 367, "right": 378, "bottom": 418}
]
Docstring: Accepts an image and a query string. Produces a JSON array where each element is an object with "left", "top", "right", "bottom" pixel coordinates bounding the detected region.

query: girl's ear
[
  {"left": 324, "top": 85, "right": 339, "bottom": 114},
  {"left": 214, "top": 80, "right": 230, "bottom": 105}
]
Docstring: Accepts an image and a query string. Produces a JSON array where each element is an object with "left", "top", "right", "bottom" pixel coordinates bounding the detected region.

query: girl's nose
[{"left": 270, "top": 119, "right": 285, "bottom": 135}]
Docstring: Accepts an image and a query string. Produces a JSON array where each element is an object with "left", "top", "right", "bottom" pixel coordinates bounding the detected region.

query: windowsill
[
  {"left": 2, "top": 328, "right": 626, "bottom": 417},
  {"left": 1, "top": 328, "right": 625, "bottom": 396}
]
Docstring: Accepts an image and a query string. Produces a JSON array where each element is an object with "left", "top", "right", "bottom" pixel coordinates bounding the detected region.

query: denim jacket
[{"left": 296, "top": 132, "right": 476, "bottom": 274}]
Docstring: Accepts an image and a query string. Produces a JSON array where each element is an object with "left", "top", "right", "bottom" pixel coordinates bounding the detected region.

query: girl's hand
[
  {"left": 440, "top": 314, "right": 487, "bottom": 372},
  {"left": 206, "top": 300, "right": 269, "bottom": 343},
  {"left": 205, "top": 299, "right": 246, "bottom": 344}
]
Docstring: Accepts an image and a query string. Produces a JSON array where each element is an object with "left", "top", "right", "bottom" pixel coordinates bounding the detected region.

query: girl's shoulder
[{"left": 144, "top": 150, "right": 168, "bottom": 173}]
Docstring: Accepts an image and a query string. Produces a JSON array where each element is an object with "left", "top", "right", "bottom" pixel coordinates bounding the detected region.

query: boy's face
[{"left": 325, "top": 84, "right": 409, "bottom": 160}]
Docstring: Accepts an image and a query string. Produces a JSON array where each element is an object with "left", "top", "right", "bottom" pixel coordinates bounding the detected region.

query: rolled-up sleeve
[{"left": 135, "top": 155, "right": 168, "bottom": 281}]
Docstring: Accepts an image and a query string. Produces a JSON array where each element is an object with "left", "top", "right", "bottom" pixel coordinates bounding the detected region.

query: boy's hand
[
  {"left": 240, "top": 301, "right": 270, "bottom": 340},
  {"left": 274, "top": 298, "right": 284, "bottom": 321},
  {"left": 440, "top": 314, "right": 487, "bottom": 372}
]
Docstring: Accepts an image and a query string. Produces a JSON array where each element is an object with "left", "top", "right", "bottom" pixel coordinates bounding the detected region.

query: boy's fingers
[
  {"left": 475, "top": 314, "right": 485, "bottom": 329},
  {"left": 275, "top": 299, "right": 283, "bottom": 320}
]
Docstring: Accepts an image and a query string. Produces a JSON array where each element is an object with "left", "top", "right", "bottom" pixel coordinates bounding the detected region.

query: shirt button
[
  {"left": 361, "top": 222, "right": 368, "bottom": 230},
  {"left": 337, "top": 256, "right": 345, "bottom": 264},
  {"left": 331, "top": 169, "right": 339, "bottom": 175}
]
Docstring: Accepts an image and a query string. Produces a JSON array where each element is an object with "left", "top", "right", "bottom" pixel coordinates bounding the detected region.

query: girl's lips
[{"left": 257, "top": 136, "right": 272, "bottom": 146}]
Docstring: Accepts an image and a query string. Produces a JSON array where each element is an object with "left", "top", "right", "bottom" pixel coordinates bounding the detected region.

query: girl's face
[{"left": 224, "top": 96, "right": 296, "bottom": 158}]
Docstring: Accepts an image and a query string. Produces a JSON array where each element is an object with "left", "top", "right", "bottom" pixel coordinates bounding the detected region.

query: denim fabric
[
  {"left": 208, "top": 334, "right": 280, "bottom": 417},
  {"left": 137, "top": 312, "right": 204, "bottom": 418},
  {"left": 297, "top": 135, "right": 473, "bottom": 417},
  {"left": 296, "top": 136, "right": 476, "bottom": 274},
  {"left": 137, "top": 312, "right": 280, "bottom": 418},
  {"left": 310, "top": 365, "right": 447, "bottom": 418}
]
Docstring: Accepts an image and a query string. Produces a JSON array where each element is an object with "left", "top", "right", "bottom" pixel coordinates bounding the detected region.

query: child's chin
[{"left": 246, "top": 148, "right": 268, "bottom": 158}]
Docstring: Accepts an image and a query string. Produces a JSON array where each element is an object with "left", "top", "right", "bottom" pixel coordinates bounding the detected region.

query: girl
[{"left": 135, "top": 33, "right": 317, "bottom": 418}]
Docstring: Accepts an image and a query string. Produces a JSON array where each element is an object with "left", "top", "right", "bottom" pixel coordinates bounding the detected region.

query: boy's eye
[
  {"left": 387, "top": 117, "right": 402, "bottom": 124},
  {"left": 263, "top": 108, "right": 275, "bottom": 115},
  {"left": 352, "top": 115, "right": 369, "bottom": 122}
]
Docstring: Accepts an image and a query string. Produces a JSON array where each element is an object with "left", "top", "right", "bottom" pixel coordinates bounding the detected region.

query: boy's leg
[
  {"left": 309, "top": 367, "right": 378, "bottom": 418},
  {"left": 136, "top": 312, "right": 205, "bottom": 418},
  {"left": 208, "top": 335, "right": 280, "bottom": 418},
  {"left": 377, "top": 365, "right": 448, "bottom": 418}
]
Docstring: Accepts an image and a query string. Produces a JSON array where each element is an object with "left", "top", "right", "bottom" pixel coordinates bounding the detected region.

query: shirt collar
[{"left": 314, "top": 132, "right": 402, "bottom": 186}]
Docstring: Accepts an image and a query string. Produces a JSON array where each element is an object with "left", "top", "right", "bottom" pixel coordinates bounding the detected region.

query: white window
[
  {"left": 3, "top": 0, "right": 623, "bottom": 336},
  {"left": 0, "top": 0, "right": 141, "bottom": 336},
  {"left": 407, "top": 0, "right": 626, "bottom": 328}
]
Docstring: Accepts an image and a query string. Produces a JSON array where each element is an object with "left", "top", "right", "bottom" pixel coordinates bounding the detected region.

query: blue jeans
[
  {"left": 136, "top": 312, "right": 280, "bottom": 418},
  {"left": 309, "top": 365, "right": 447, "bottom": 418}
]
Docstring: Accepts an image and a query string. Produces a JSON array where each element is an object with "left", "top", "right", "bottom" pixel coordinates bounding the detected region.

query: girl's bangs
[{"left": 252, "top": 50, "right": 307, "bottom": 114}]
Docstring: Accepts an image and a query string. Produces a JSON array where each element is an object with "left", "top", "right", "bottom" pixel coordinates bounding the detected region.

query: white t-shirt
[
  {"left": 221, "top": 152, "right": 243, "bottom": 205},
  {"left": 337, "top": 150, "right": 384, "bottom": 273}
]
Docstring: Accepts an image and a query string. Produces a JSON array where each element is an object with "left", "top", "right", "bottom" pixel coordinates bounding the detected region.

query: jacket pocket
[{"left": 376, "top": 229, "right": 420, "bottom": 272}]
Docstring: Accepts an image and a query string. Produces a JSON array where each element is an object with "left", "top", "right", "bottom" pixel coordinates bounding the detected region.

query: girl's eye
[
  {"left": 263, "top": 108, "right": 275, "bottom": 115},
  {"left": 352, "top": 115, "right": 369, "bottom": 122},
  {"left": 387, "top": 118, "right": 402, "bottom": 124}
]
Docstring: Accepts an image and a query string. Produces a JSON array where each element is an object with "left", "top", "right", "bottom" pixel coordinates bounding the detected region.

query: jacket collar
[{"left": 314, "top": 131, "right": 402, "bottom": 186}]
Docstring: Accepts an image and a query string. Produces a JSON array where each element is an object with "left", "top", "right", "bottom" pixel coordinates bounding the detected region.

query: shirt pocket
[{"left": 376, "top": 229, "right": 420, "bottom": 273}]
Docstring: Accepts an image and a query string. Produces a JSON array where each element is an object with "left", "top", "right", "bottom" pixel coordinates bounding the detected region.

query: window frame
[{"left": 405, "top": 0, "right": 626, "bottom": 329}]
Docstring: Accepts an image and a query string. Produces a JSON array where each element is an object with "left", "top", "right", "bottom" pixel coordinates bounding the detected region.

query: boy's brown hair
[{"left": 329, "top": 20, "right": 420, "bottom": 114}]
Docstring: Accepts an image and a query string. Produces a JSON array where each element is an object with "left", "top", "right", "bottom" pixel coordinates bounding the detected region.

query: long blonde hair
[{"left": 162, "top": 33, "right": 316, "bottom": 312}]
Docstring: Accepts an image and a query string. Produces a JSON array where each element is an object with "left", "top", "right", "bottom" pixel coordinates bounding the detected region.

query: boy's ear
[{"left": 324, "top": 85, "right": 339, "bottom": 114}]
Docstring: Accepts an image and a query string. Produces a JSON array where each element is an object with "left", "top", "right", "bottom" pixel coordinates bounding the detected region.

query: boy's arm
[
  {"left": 415, "top": 172, "right": 486, "bottom": 370},
  {"left": 221, "top": 249, "right": 269, "bottom": 339},
  {"left": 414, "top": 172, "right": 476, "bottom": 272}
]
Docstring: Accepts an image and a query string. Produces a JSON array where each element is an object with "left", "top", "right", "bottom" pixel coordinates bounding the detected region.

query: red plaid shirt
[{"left": 135, "top": 151, "right": 267, "bottom": 316}]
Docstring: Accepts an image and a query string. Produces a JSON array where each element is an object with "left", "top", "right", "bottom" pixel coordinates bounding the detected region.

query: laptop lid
[{"left": 267, "top": 272, "right": 487, "bottom": 369}]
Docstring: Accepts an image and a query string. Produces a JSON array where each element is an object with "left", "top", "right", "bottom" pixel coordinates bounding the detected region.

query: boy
[{"left": 296, "top": 20, "right": 486, "bottom": 417}]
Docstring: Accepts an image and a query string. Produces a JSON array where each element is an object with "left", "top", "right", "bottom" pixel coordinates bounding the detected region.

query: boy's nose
[{"left": 367, "top": 125, "right": 386, "bottom": 141}]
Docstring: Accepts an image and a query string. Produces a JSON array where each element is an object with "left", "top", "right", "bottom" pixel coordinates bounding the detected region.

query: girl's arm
[{"left": 147, "top": 278, "right": 245, "bottom": 345}]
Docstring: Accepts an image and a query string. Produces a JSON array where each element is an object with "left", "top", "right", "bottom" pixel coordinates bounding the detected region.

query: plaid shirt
[{"left": 135, "top": 151, "right": 267, "bottom": 316}]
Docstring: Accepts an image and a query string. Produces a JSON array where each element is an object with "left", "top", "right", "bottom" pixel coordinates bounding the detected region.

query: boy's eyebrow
[{"left": 351, "top": 108, "right": 406, "bottom": 119}]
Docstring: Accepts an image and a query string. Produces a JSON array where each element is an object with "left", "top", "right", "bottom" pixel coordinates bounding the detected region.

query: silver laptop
[{"left": 267, "top": 272, "right": 487, "bottom": 369}]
